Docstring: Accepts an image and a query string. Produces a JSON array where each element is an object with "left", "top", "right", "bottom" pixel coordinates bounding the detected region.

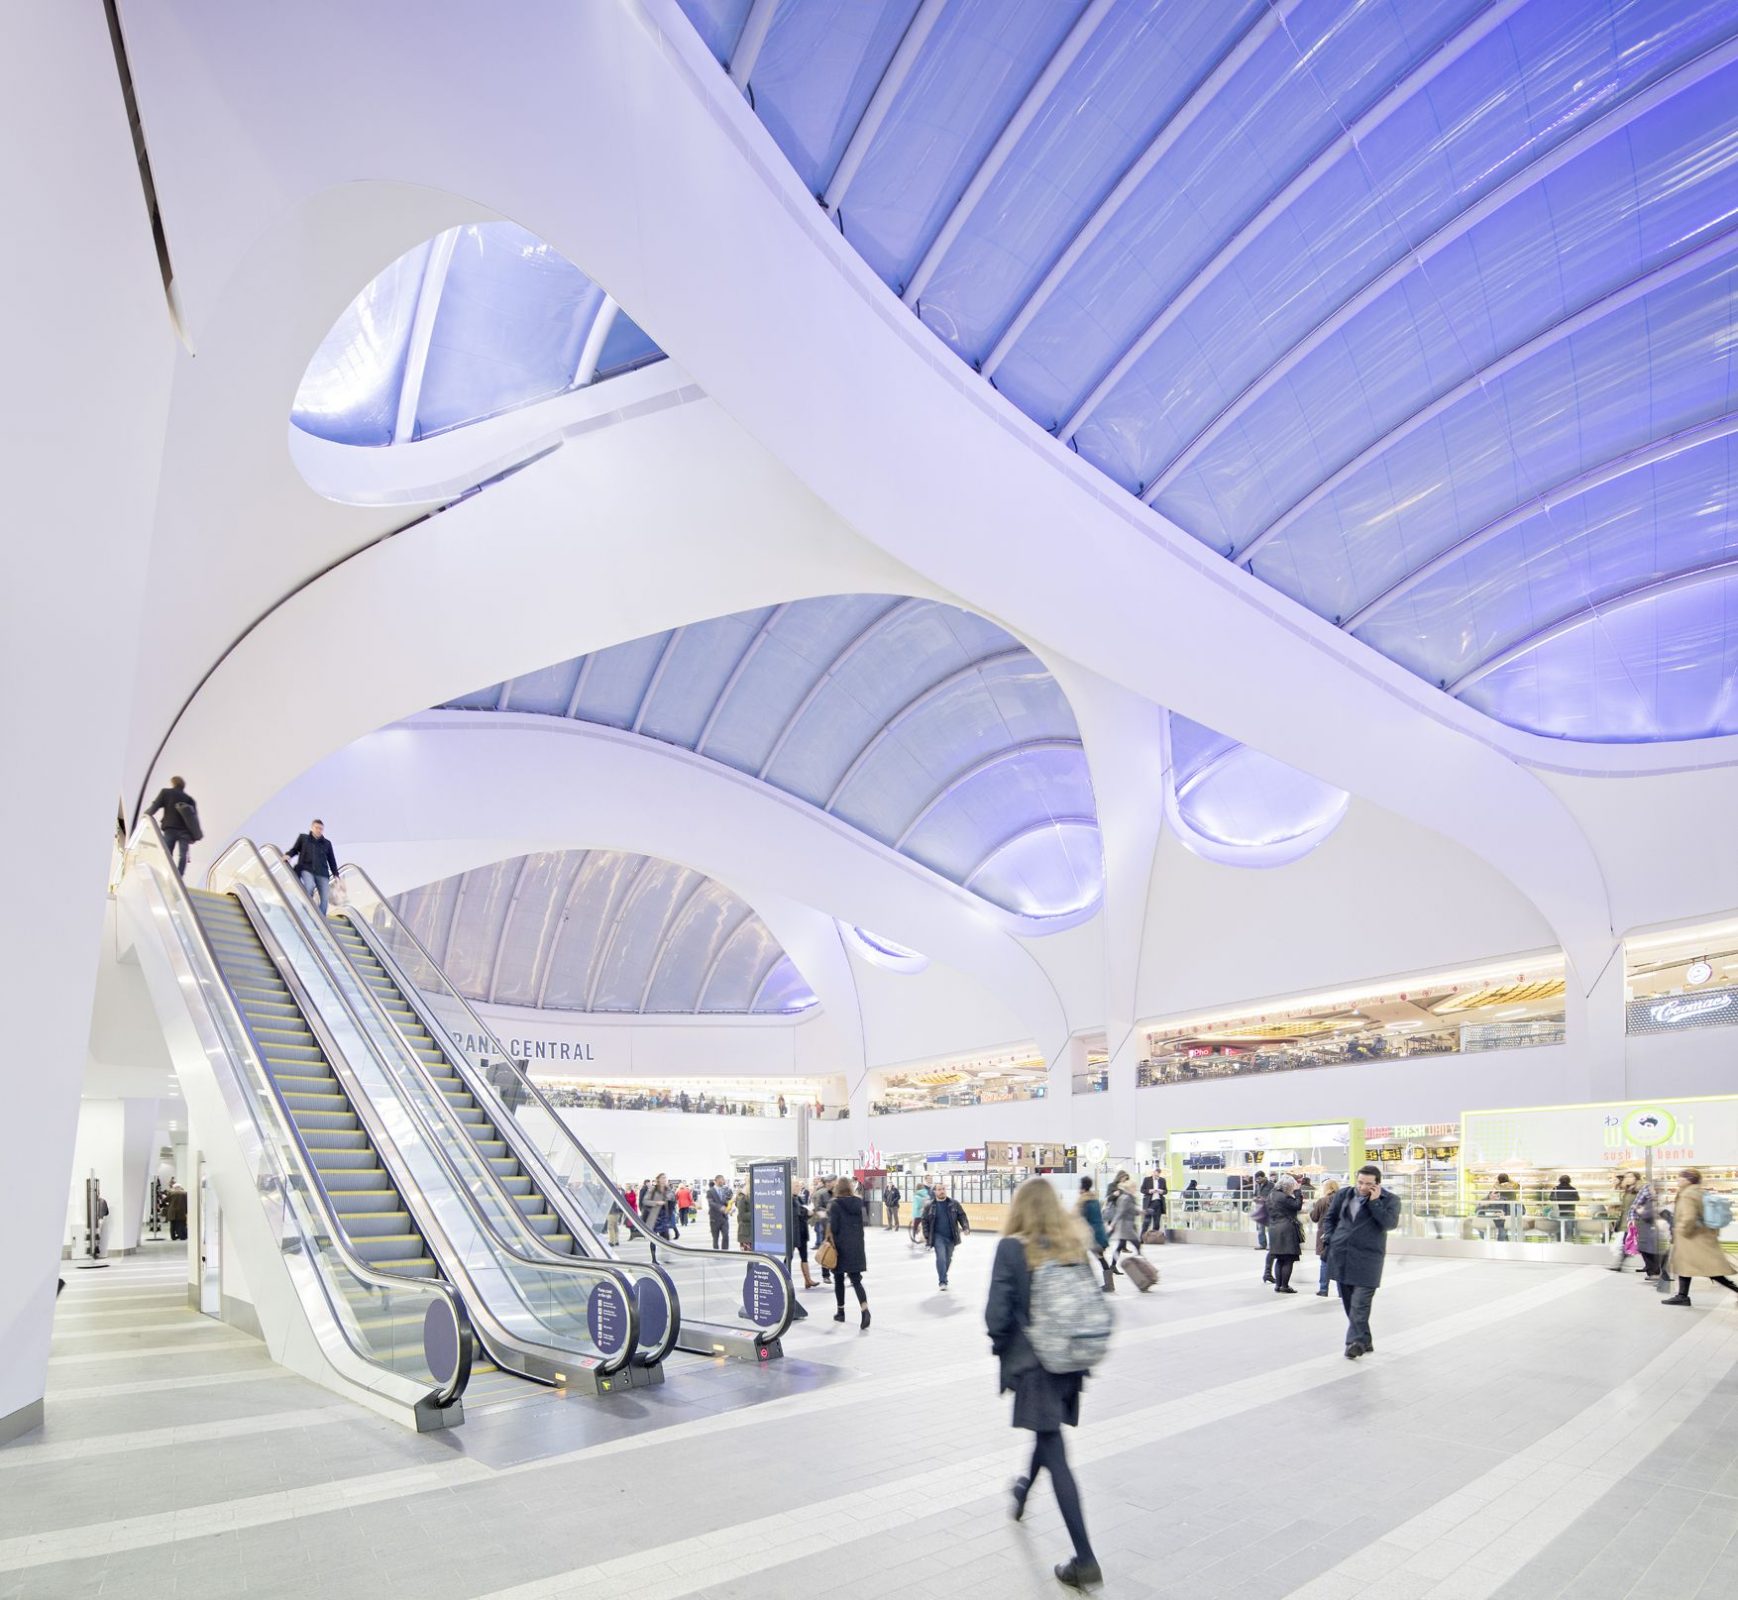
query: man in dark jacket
[
  {"left": 285, "top": 820, "right": 339, "bottom": 914},
  {"left": 145, "top": 776, "right": 200, "bottom": 878},
  {"left": 1319, "top": 1164, "right": 1401, "bottom": 1360},
  {"left": 707, "top": 1175, "right": 731, "bottom": 1250},
  {"left": 922, "top": 1180, "right": 970, "bottom": 1290},
  {"left": 883, "top": 1180, "right": 901, "bottom": 1231}
]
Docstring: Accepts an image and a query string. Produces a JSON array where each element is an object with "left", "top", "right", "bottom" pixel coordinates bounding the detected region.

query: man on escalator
[
  {"left": 285, "top": 819, "right": 340, "bottom": 915},
  {"left": 145, "top": 776, "right": 202, "bottom": 878}
]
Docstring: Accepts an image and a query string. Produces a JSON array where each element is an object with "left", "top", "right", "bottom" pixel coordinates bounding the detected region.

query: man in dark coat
[
  {"left": 922, "top": 1179, "right": 970, "bottom": 1290},
  {"left": 707, "top": 1175, "right": 731, "bottom": 1250},
  {"left": 146, "top": 776, "right": 200, "bottom": 878},
  {"left": 1319, "top": 1164, "right": 1401, "bottom": 1360},
  {"left": 285, "top": 820, "right": 339, "bottom": 914},
  {"left": 166, "top": 1180, "right": 189, "bottom": 1242}
]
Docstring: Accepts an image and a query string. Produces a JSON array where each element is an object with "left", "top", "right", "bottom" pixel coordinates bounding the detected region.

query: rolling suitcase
[{"left": 1122, "top": 1255, "right": 1158, "bottom": 1292}]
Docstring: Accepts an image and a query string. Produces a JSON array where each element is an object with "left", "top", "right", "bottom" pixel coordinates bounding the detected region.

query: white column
[
  {"left": 69, "top": 1099, "right": 162, "bottom": 1254},
  {"left": 1568, "top": 944, "right": 1628, "bottom": 1103},
  {"left": 0, "top": 1, "right": 173, "bottom": 1443}
]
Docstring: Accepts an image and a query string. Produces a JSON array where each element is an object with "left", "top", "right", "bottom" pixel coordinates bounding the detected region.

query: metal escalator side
[
  {"left": 119, "top": 820, "right": 472, "bottom": 1430},
  {"left": 336, "top": 863, "right": 797, "bottom": 1359},
  {"left": 322, "top": 914, "right": 681, "bottom": 1367},
  {"left": 210, "top": 840, "right": 655, "bottom": 1394}
]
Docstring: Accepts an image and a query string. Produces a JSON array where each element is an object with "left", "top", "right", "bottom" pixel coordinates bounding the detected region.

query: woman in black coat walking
[
  {"left": 825, "top": 1176, "right": 870, "bottom": 1329},
  {"left": 1265, "top": 1175, "right": 1303, "bottom": 1294},
  {"left": 986, "top": 1178, "right": 1101, "bottom": 1590}
]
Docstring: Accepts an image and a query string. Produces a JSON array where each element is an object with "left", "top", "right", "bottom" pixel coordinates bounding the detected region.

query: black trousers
[
  {"left": 833, "top": 1269, "right": 866, "bottom": 1309},
  {"left": 1273, "top": 1255, "right": 1297, "bottom": 1289},
  {"left": 1025, "top": 1431, "right": 1095, "bottom": 1564},
  {"left": 1678, "top": 1274, "right": 1738, "bottom": 1300},
  {"left": 710, "top": 1216, "right": 728, "bottom": 1249}
]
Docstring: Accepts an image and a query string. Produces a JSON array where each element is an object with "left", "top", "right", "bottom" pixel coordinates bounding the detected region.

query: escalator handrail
[
  {"left": 337, "top": 861, "right": 798, "bottom": 1345},
  {"left": 135, "top": 819, "right": 472, "bottom": 1410},
  {"left": 330, "top": 900, "right": 683, "bottom": 1367},
  {"left": 221, "top": 840, "right": 644, "bottom": 1378}
]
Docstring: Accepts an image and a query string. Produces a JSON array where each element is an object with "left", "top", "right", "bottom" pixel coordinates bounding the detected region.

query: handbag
[{"left": 817, "top": 1236, "right": 839, "bottom": 1271}]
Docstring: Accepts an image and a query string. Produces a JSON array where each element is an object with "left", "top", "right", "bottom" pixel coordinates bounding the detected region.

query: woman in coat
[
  {"left": 735, "top": 1182, "right": 753, "bottom": 1251},
  {"left": 1310, "top": 1178, "right": 1340, "bottom": 1296},
  {"left": 1265, "top": 1175, "right": 1304, "bottom": 1293},
  {"left": 986, "top": 1178, "right": 1100, "bottom": 1590},
  {"left": 1607, "top": 1172, "right": 1640, "bottom": 1271},
  {"left": 1661, "top": 1170, "right": 1737, "bottom": 1306},
  {"left": 825, "top": 1176, "right": 870, "bottom": 1328},
  {"left": 1077, "top": 1176, "right": 1113, "bottom": 1292},
  {"left": 1107, "top": 1172, "right": 1142, "bottom": 1272},
  {"left": 1630, "top": 1178, "right": 1666, "bottom": 1280}
]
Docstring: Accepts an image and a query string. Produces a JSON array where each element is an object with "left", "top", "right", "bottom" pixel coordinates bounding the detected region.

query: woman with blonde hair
[
  {"left": 986, "top": 1179, "right": 1102, "bottom": 1590},
  {"left": 1310, "top": 1178, "right": 1340, "bottom": 1296}
]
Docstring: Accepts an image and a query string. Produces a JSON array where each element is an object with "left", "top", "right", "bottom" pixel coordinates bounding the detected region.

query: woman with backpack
[
  {"left": 986, "top": 1178, "right": 1104, "bottom": 1591},
  {"left": 1077, "top": 1176, "right": 1114, "bottom": 1292},
  {"left": 823, "top": 1176, "right": 870, "bottom": 1328},
  {"left": 1661, "top": 1170, "right": 1738, "bottom": 1307}
]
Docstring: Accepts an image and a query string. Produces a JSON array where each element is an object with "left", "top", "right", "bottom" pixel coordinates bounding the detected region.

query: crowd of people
[{"left": 544, "top": 1087, "right": 810, "bottom": 1118}]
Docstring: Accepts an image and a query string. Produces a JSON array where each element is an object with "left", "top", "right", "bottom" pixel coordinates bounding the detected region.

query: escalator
[
  {"left": 330, "top": 864, "right": 796, "bottom": 1360},
  {"left": 123, "top": 821, "right": 663, "bottom": 1425},
  {"left": 187, "top": 890, "right": 540, "bottom": 1409}
]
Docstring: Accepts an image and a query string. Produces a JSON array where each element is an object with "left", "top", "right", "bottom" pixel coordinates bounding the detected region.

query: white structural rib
[
  {"left": 637, "top": 873, "right": 712, "bottom": 1012},
  {"left": 1346, "top": 410, "right": 1738, "bottom": 633},
  {"left": 901, "top": 0, "right": 1115, "bottom": 307},
  {"left": 1447, "top": 555, "right": 1738, "bottom": 697},
  {"left": 823, "top": 647, "right": 1028, "bottom": 812},
  {"left": 1155, "top": 31, "right": 1738, "bottom": 513},
  {"left": 485, "top": 856, "right": 533, "bottom": 1005},
  {"left": 892, "top": 737, "right": 1083, "bottom": 850},
  {"left": 821, "top": 0, "right": 949, "bottom": 215},
  {"left": 696, "top": 602, "right": 788, "bottom": 755},
  {"left": 746, "top": 946, "right": 793, "bottom": 1012},
  {"left": 392, "top": 231, "right": 457, "bottom": 444},
  {"left": 728, "top": 0, "right": 780, "bottom": 91},
  {"left": 963, "top": 815, "right": 1097, "bottom": 887},
  {"left": 979, "top": 0, "right": 1294, "bottom": 382},
  {"left": 573, "top": 295, "right": 621, "bottom": 388},
  {"left": 1056, "top": 0, "right": 1526, "bottom": 447},
  {"left": 561, "top": 654, "right": 597, "bottom": 720},
  {"left": 583, "top": 854, "right": 657, "bottom": 1013},
  {"left": 631, "top": 627, "right": 684, "bottom": 734},
  {"left": 535, "top": 851, "right": 596, "bottom": 1011},
  {"left": 1236, "top": 224, "right": 1738, "bottom": 568},
  {"left": 441, "top": 869, "right": 471, "bottom": 975},
  {"left": 755, "top": 597, "right": 917, "bottom": 780},
  {"left": 695, "top": 905, "right": 760, "bottom": 1012}
]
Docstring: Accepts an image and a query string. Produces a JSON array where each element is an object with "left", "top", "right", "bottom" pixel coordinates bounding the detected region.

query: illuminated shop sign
[{"left": 1625, "top": 986, "right": 1738, "bottom": 1034}]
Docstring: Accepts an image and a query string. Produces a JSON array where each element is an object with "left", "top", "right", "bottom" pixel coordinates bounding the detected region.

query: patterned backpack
[{"left": 1027, "top": 1256, "right": 1115, "bottom": 1374}]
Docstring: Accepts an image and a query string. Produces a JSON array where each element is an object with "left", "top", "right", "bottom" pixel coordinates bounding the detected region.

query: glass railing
[
  {"left": 337, "top": 863, "right": 794, "bottom": 1350},
  {"left": 1166, "top": 1186, "right": 1629, "bottom": 1246},
  {"left": 125, "top": 820, "right": 468, "bottom": 1420},
  {"left": 210, "top": 841, "right": 642, "bottom": 1383}
]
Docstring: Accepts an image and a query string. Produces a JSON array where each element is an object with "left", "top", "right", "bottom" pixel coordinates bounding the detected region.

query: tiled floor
[{"left": 6, "top": 1238, "right": 1736, "bottom": 1598}]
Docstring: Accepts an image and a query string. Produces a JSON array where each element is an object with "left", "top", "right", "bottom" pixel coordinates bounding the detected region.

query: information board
[
  {"left": 749, "top": 1161, "right": 789, "bottom": 1256},
  {"left": 742, "top": 1259, "right": 787, "bottom": 1329},
  {"left": 586, "top": 1280, "right": 630, "bottom": 1358}
]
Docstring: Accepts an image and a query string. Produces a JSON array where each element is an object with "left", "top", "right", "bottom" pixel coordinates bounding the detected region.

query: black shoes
[
  {"left": 1315, "top": 1289, "right": 1329, "bottom": 1297},
  {"left": 833, "top": 1309, "right": 845, "bottom": 1322},
  {"left": 1276, "top": 1285, "right": 1298, "bottom": 1295},
  {"left": 1345, "top": 1341, "right": 1369, "bottom": 1360},
  {"left": 1054, "top": 1558, "right": 1103, "bottom": 1590},
  {"left": 1662, "top": 1294, "right": 1692, "bottom": 1306},
  {"left": 1010, "top": 1476, "right": 1030, "bottom": 1522},
  {"left": 861, "top": 1307, "right": 872, "bottom": 1330}
]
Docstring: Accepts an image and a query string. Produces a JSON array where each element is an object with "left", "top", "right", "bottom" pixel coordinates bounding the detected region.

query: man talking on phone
[{"left": 1319, "top": 1164, "right": 1400, "bottom": 1360}]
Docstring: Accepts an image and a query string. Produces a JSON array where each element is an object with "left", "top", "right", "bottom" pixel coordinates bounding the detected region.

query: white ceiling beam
[
  {"left": 534, "top": 850, "right": 594, "bottom": 1010},
  {"left": 485, "top": 854, "right": 533, "bottom": 1004},
  {"left": 820, "top": 0, "right": 949, "bottom": 215},
  {"left": 727, "top": 0, "right": 780, "bottom": 92},
  {"left": 901, "top": 0, "right": 1114, "bottom": 310},
  {"left": 392, "top": 229, "right": 457, "bottom": 445}
]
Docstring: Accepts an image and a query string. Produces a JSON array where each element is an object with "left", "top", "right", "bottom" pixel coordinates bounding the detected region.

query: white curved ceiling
[
  {"left": 676, "top": 0, "right": 1738, "bottom": 745},
  {"left": 394, "top": 848, "right": 817, "bottom": 1015}
]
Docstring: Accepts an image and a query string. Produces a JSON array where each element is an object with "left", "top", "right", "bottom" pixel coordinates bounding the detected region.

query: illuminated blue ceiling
[
  {"left": 441, "top": 595, "right": 1103, "bottom": 921},
  {"left": 1169, "top": 712, "right": 1348, "bottom": 864},
  {"left": 393, "top": 850, "right": 816, "bottom": 1015},
  {"left": 676, "top": 0, "right": 1738, "bottom": 744},
  {"left": 292, "top": 222, "right": 663, "bottom": 447}
]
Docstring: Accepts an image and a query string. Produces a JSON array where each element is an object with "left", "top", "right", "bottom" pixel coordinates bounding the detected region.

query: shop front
[{"left": 1166, "top": 1120, "right": 1362, "bottom": 1237}]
